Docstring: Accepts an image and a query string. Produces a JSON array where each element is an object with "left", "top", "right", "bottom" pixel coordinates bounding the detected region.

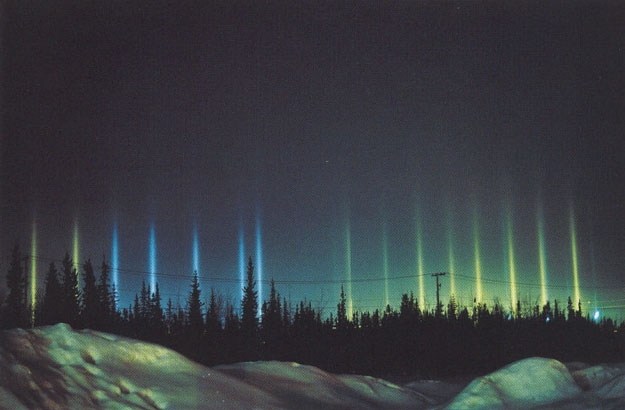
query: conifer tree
[
  {"left": 336, "top": 285, "right": 348, "bottom": 330},
  {"left": 567, "top": 296, "right": 575, "bottom": 321},
  {"left": 205, "top": 288, "right": 221, "bottom": 336},
  {"left": 447, "top": 295, "right": 457, "bottom": 321},
  {"left": 224, "top": 301, "right": 239, "bottom": 334},
  {"left": 241, "top": 257, "right": 258, "bottom": 337},
  {"left": 399, "top": 291, "right": 419, "bottom": 322},
  {"left": 133, "top": 293, "right": 140, "bottom": 324},
  {"left": 261, "top": 279, "right": 281, "bottom": 337},
  {"left": 4, "top": 244, "right": 27, "bottom": 328},
  {"left": 61, "top": 252, "right": 80, "bottom": 327},
  {"left": 282, "top": 296, "right": 291, "bottom": 328},
  {"left": 139, "top": 281, "right": 149, "bottom": 324},
  {"left": 165, "top": 298, "right": 174, "bottom": 333},
  {"left": 40, "top": 262, "right": 63, "bottom": 325},
  {"left": 81, "top": 259, "right": 99, "bottom": 328},
  {"left": 98, "top": 258, "right": 112, "bottom": 324},
  {"left": 187, "top": 272, "right": 204, "bottom": 338},
  {"left": 150, "top": 283, "right": 164, "bottom": 337},
  {"left": 542, "top": 301, "right": 552, "bottom": 321}
]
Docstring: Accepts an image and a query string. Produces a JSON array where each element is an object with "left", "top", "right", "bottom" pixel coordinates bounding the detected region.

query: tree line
[{"left": 2, "top": 243, "right": 625, "bottom": 378}]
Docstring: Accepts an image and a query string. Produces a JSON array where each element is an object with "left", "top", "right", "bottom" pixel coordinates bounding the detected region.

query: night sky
[{"left": 2, "top": 1, "right": 624, "bottom": 318}]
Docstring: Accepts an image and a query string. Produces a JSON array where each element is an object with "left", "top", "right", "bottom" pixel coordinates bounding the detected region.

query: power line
[{"left": 27, "top": 254, "right": 625, "bottom": 292}]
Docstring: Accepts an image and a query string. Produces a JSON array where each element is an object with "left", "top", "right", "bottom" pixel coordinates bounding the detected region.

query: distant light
[
  {"left": 594, "top": 310, "right": 600, "bottom": 321},
  {"left": 545, "top": 316, "right": 551, "bottom": 323},
  {"left": 507, "top": 314, "right": 512, "bottom": 321}
]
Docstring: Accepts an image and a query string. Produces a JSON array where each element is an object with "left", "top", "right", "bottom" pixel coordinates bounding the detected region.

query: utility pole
[{"left": 432, "top": 272, "right": 447, "bottom": 317}]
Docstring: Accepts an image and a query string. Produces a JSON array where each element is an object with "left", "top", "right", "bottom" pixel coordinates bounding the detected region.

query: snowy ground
[{"left": 1, "top": 324, "right": 625, "bottom": 409}]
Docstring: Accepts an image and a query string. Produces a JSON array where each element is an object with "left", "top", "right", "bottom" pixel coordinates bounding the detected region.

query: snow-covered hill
[{"left": 1, "top": 324, "right": 625, "bottom": 409}]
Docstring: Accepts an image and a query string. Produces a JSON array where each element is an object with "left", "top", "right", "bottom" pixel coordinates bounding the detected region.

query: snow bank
[
  {"left": 3, "top": 324, "right": 625, "bottom": 409},
  {"left": 0, "top": 324, "right": 424, "bottom": 409},
  {"left": 445, "top": 357, "right": 581, "bottom": 409}
]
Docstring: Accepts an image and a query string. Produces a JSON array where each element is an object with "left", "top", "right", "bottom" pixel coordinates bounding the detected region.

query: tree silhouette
[
  {"left": 61, "top": 252, "right": 80, "bottom": 327},
  {"left": 261, "top": 278, "right": 282, "bottom": 356},
  {"left": 241, "top": 257, "right": 259, "bottom": 358},
  {"left": 241, "top": 257, "right": 258, "bottom": 335},
  {"left": 205, "top": 288, "right": 221, "bottom": 336},
  {"left": 98, "top": 258, "right": 112, "bottom": 326},
  {"left": 4, "top": 244, "right": 27, "bottom": 328},
  {"left": 81, "top": 259, "right": 99, "bottom": 328},
  {"left": 336, "top": 285, "right": 348, "bottom": 330},
  {"left": 39, "top": 262, "right": 63, "bottom": 325},
  {"left": 187, "top": 272, "right": 204, "bottom": 339}
]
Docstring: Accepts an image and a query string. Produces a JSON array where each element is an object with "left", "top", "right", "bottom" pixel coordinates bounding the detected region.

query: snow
[
  {"left": 445, "top": 358, "right": 581, "bottom": 409},
  {"left": 1, "top": 324, "right": 625, "bottom": 409}
]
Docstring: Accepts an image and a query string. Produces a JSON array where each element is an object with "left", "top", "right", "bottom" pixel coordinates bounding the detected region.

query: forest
[{"left": 2, "top": 244, "right": 624, "bottom": 378}]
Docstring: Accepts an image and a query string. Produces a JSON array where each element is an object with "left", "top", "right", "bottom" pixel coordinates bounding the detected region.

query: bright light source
[{"left": 594, "top": 310, "right": 600, "bottom": 321}]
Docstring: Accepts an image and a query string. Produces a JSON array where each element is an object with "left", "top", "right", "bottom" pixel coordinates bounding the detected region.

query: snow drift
[{"left": 1, "top": 324, "right": 625, "bottom": 409}]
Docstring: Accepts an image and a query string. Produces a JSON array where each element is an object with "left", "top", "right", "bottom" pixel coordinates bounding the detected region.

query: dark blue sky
[{"left": 2, "top": 1, "right": 624, "bottom": 317}]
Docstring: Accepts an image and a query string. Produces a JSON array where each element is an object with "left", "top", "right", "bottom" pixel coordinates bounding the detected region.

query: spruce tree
[
  {"left": 205, "top": 288, "right": 221, "bottom": 336},
  {"left": 240, "top": 257, "right": 259, "bottom": 358},
  {"left": 61, "top": 252, "right": 80, "bottom": 327},
  {"left": 187, "top": 272, "right": 204, "bottom": 338},
  {"left": 98, "top": 258, "right": 112, "bottom": 325},
  {"left": 282, "top": 296, "right": 291, "bottom": 328},
  {"left": 447, "top": 295, "right": 457, "bottom": 321},
  {"left": 261, "top": 279, "right": 281, "bottom": 338},
  {"left": 241, "top": 257, "right": 258, "bottom": 337},
  {"left": 40, "top": 262, "right": 62, "bottom": 325},
  {"left": 4, "top": 244, "right": 27, "bottom": 328},
  {"left": 139, "top": 281, "right": 149, "bottom": 324},
  {"left": 81, "top": 259, "right": 99, "bottom": 328},
  {"left": 224, "top": 301, "right": 239, "bottom": 334},
  {"left": 336, "top": 285, "right": 348, "bottom": 330},
  {"left": 567, "top": 296, "right": 575, "bottom": 321},
  {"left": 150, "top": 283, "right": 164, "bottom": 338}
]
